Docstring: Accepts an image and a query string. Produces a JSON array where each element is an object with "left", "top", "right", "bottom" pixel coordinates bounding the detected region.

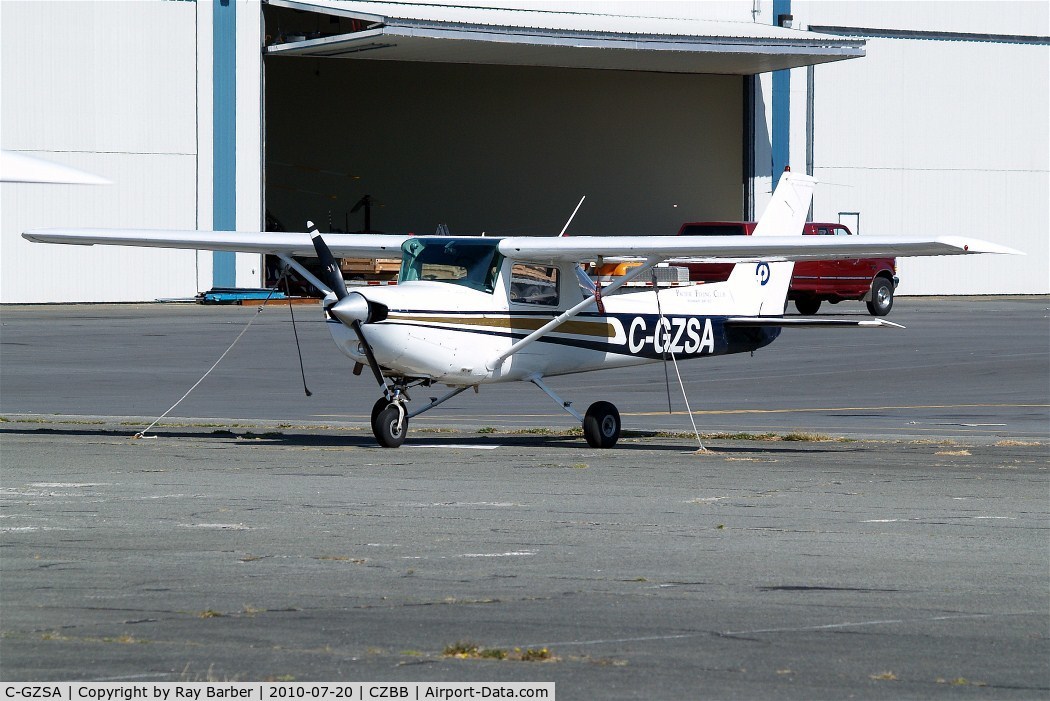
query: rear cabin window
[
  {"left": 510, "top": 264, "right": 559, "bottom": 306},
  {"left": 679, "top": 224, "right": 747, "bottom": 236}
]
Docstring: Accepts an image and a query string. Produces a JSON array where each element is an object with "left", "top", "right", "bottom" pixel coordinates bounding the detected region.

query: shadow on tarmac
[{"left": 0, "top": 424, "right": 856, "bottom": 454}]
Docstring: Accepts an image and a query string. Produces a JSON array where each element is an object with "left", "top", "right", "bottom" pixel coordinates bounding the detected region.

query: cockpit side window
[
  {"left": 399, "top": 238, "right": 503, "bottom": 294},
  {"left": 509, "top": 263, "right": 560, "bottom": 306}
]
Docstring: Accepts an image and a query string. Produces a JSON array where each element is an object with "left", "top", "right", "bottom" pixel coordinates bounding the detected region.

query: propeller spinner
[{"left": 310, "top": 233, "right": 387, "bottom": 389}]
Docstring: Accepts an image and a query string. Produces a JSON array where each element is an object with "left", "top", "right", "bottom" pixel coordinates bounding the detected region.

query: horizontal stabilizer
[{"left": 726, "top": 317, "right": 906, "bottom": 329}]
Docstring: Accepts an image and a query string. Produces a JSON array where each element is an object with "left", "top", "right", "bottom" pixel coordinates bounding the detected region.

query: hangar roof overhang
[{"left": 263, "top": 0, "right": 866, "bottom": 74}]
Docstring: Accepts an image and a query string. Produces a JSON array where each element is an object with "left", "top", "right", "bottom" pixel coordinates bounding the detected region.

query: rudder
[{"left": 725, "top": 170, "right": 817, "bottom": 315}]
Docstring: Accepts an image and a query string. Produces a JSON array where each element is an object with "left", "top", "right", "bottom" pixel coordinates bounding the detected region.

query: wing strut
[
  {"left": 530, "top": 375, "right": 584, "bottom": 421},
  {"left": 276, "top": 254, "right": 333, "bottom": 298},
  {"left": 486, "top": 256, "right": 663, "bottom": 371}
]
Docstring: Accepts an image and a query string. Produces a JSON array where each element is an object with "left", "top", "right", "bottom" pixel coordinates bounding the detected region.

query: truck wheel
[
  {"left": 866, "top": 277, "right": 894, "bottom": 316},
  {"left": 794, "top": 297, "right": 821, "bottom": 315},
  {"left": 583, "top": 401, "right": 621, "bottom": 449}
]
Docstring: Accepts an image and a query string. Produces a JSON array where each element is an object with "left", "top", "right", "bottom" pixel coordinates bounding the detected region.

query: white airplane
[{"left": 22, "top": 172, "right": 1019, "bottom": 448}]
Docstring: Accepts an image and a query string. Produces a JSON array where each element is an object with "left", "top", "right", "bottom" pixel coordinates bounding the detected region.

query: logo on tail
[{"left": 756, "top": 262, "right": 771, "bottom": 286}]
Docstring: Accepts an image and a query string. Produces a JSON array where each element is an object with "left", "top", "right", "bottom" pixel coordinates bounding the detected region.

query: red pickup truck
[{"left": 678, "top": 222, "right": 899, "bottom": 316}]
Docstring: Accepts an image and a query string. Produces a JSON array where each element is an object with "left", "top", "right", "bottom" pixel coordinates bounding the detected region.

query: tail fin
[
  {"left": 752, "top": 170, "right": 817, "bottom": 237},
  {"left": 725, "top": 170, "right": 817, "bottom": 315}
]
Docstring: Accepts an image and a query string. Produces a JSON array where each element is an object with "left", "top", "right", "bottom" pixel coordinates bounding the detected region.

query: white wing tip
[
  {"left": 1, "top": 150, "right": 111, "bottom": 185},
  {"left": 937, "top": 236, "right": 1024, "bottom": 256}
]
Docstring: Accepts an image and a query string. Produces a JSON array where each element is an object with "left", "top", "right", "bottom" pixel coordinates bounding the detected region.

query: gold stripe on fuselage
[{"left": 389, "top": 314, "right": 615, "bottom": 339}]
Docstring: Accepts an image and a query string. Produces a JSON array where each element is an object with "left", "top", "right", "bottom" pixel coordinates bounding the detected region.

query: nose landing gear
[
  {"left": 369, "top": 383, "right": 473, "bottom": 448},
  {"left": 372, "top": 399, "right": 408, "bottom": 448}
]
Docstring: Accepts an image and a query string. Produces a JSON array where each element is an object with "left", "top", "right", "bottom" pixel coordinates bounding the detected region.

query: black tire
[
  {"left": 794, "top": 297, "right": 821, "bottom": 315},
  {"left": 583, "top": 401, "right": 621, "bottom": 449},
  {"left": 372, "top": 403, "right": 408, "bottom": 448},
  {"left": 866, "top": 277, "right": 894, "bottom": 316}
]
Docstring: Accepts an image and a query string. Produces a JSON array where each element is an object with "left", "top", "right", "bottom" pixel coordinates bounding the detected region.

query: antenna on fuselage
[{"left": 559, "top": 195, "right": 586, "bottom": 237}]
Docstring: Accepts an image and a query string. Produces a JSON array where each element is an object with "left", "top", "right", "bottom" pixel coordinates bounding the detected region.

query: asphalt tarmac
[
  {"left": 1, "top": 298, "right": 1048, "bottom": 698},
  {"left": 1, "top": 297, "right": 1047, "bottom": 440}
]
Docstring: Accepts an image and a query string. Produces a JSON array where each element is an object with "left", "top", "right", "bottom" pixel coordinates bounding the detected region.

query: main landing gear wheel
[
  {"left": 583, "top": 401, "right": 621, "bottom": 449},
  {"left": 372, "top": 402, "right": 408, "bottom": 448}
]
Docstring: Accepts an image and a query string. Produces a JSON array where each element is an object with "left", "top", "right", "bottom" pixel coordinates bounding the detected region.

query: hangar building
[{"left": 1, "top": 0, "right": 1047, "bottom": 303}]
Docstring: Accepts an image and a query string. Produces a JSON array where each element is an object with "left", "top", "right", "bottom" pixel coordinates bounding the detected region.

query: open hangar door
[
  {"left": 258, "top": 1, "right": 863, "bottom": 281},
  {"left": 264, "top": 57, "right": 742, "bottom": 240}
]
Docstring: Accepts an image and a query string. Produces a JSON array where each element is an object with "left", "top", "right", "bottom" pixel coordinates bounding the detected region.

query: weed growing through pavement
[{"left": 443, "top": 642, "right": 556, "bottom": 662}]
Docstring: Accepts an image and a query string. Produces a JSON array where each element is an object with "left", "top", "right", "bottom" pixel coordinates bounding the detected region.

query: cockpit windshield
[{"left": 399, "top": 238, "right": 504, "bottom": 294}]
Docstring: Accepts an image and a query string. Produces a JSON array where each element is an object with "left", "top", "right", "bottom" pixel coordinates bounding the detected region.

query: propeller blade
[
  {"left": 310, "top": 233, "right": 348, "bottom": 301},
  {"left": 327, "top": 290, "right": 388, "bottom": 390},
  {"left": 309, "top": 229, "right": 387, "bottom": 390}
]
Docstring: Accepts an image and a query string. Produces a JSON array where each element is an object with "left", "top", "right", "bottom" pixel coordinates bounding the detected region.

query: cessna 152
[{"left": 23, "top": 172, "right": 1019, "bottom": 448}]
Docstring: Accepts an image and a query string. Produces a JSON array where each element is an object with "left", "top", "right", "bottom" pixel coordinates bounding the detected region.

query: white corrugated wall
[
  {"left": 3, "top": 1, "right": 1047, "bottom": 301},
  {"left": 797, "top": 1, "right": 1049, "bottom": 295},
  {"left": 1, "top": 0, "right": 201, "bottom": 303}
]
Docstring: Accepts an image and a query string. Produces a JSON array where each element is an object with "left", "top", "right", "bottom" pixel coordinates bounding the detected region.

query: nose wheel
[{"left": 372, "top": 399, "right": 408, "bottom": 448}]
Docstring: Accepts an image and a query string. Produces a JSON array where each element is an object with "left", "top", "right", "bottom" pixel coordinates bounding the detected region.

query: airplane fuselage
[{"left": 327, "top": 279, "right": 780, "bottom": 385}]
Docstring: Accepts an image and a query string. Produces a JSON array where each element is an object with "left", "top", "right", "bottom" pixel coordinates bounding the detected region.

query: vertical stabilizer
[
  {"left": 752, "top": 170, "right": 817, "bottom": 237},
  {"left": 726, "top": 170, "right": 817, "bottom": 315}
]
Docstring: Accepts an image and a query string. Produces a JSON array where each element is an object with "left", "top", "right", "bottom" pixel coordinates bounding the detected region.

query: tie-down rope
[
  {"left": 132, "top": 283, "right": 282, "bottom": 439},
  {"left": 652, "top": 269, "right": 706, "bottom": 452}
]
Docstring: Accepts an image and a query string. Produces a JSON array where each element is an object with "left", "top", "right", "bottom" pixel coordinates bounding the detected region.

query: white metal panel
[
  {"left": 895, "top": 172, "right": 1048, "bottom": 295},
  {"left": 236, "top": 0, "right": 265, "bottom": 288},
  {"left": 556, "top": 1, "right": 757, "bottom": 24},
  {"left": 806, "top": 29, "right": 1049, "bottom": 294},
  {"left": 2, "top": 152, "right": 199, "bottom": 303},
  {"left": 277, "top": 0, "right": 840, "bottom": 39},
  {"left": 1, "top": 0, "right": 200, "bottom": 303},
  {"left": 811, "top": 167, "right": 1047, "bottom": 295},
  {"left": 267, "top": 0, "right": 865, "bottom": 74},
  {"left": 357, "top": 0, "right": 758, "bottom": 24},
  {"left": 797, "top": 0, "right": 1049, "bottom": 37},
  {"left": 811, "top": 38, "right": 1048, "bottom": 172},
  {"left": 1, "top": 1, "right": 196, "bottom": 155}
]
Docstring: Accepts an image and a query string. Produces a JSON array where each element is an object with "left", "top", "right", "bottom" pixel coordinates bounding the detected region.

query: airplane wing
[
  {"left": 21, "top": 228, "right": 410, "bottom": 259},
  {"left": 23, "top": 228, "right": 1021, "bottom": 263},
  {"left": 497, "top": 235, "right": 1022, "bottom": 264}
]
